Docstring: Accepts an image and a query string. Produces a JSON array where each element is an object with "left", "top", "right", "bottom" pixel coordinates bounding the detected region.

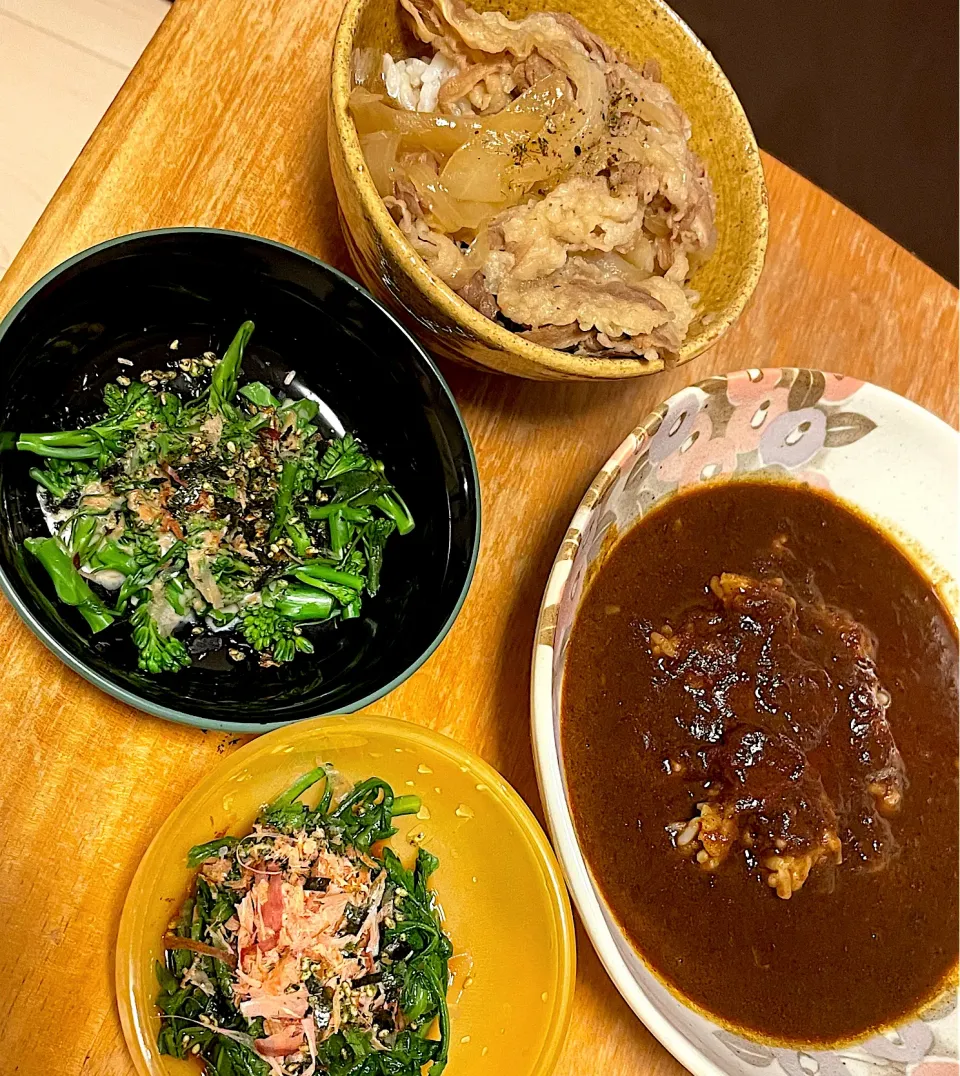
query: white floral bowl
[{"left": 531, "top": 369, "right": 958, "bottom": 1076}]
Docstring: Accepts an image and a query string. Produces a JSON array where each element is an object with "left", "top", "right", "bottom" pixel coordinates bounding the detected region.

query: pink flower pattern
[
  {"left": 724, "top": 384, "right": 791, "bottom": 452},
  {"left": 911, "top": 1063, "right": 960, "bottom": 1076},
  {"left": 656, "top": 411, "right": 738, "bottom": 487},
  {"left": 820, "top": 372, "right": 864, "bottom": 402},
  {"left": 647, "top": 368, "right": 876, "bottom": 491}
]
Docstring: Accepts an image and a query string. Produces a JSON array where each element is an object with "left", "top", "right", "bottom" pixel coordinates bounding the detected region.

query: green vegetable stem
[
  {"left": 209, "top": 320, "right": 255, "bottom": 416},
  {"left": 24, "top": 536, "right": 115, "bottom": 632}
]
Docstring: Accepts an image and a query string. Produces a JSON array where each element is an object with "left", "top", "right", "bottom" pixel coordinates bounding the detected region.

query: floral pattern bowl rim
[{"left": 530, "top": 368, "right": 958, "bottom": 1076}]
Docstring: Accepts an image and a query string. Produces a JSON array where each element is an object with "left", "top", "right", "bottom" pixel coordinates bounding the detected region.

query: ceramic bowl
[
  {"left": 0, "top": 228, "right": 480, "bottom": 731},
  {"left": 531, "top": 369, "right": 959, "bottom": 1075},
  {"left": 329, "top": 0, "right": 768, "bottom": 381},
  {"left": 116, "top": 713, "right": 576, "bottom": 1076}
]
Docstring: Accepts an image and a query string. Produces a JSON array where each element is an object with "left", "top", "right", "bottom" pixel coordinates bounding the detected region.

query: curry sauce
[{"left": 561, "top": 480, "right": 959, "bottom": 1044}]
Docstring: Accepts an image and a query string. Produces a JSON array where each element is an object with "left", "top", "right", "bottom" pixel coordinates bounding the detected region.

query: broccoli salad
[
  {"left": 8, "top": 322, "right": 413, "bottom": 673},
  {"left": 157, "top": 767, "right": 451, "bottom": 1076}
]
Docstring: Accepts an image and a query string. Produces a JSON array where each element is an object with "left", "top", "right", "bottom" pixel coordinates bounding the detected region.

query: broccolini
[{"left": 3, "top": 323, "right": 412, "bottom": 673}]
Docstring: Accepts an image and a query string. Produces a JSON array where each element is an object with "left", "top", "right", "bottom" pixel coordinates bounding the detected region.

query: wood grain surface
[
  {"left": 0, "top": 1, "right": 956, "bottom": 1074},
  {"left": 0, "top": 0, "right": 168, "bottom": 275}
]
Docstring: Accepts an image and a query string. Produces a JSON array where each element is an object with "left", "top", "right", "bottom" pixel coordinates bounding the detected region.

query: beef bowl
[{"left": 330, "top": 0, "right": 768, "bottom": 380}]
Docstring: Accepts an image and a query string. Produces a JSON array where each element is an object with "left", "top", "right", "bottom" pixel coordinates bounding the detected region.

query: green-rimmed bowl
[{"left": 0, "top": 228, "right": 480, "bottom": 731}]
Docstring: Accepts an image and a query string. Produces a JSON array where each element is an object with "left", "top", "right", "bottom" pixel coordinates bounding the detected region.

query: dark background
[{"left": 668, "top": 0, "right": 959, "bottom": 283}]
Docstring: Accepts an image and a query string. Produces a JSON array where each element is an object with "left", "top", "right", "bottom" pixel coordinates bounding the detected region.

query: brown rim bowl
[{"left": 329, "top": 0, "right": 769, "bottom": 381}]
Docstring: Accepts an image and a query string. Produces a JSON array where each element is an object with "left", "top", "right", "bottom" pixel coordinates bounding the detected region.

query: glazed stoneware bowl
[
  {"left": 329, "top": 0, "right": 768, "bottom": 381},
  {"left": 531, "top": 369, "right": 958, "bottom": 1075},
  {"left": 117, "top": 713, "right": 576, "bottom": 1076},
  {"left": 0, "top": 228, "right": 480, "bottom": 731}
]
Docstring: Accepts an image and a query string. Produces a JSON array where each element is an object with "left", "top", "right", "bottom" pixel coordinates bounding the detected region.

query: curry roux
[{"left": 561, "top": 480, "right": 959, "bottom": 1044}]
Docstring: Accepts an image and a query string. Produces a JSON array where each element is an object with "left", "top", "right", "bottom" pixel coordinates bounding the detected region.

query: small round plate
[
  {"left": 117, "top": 713, "right": 575, "bottom": 1076},
  {"left": 532, "top": 369, "right": 958, "bottom": 1076}
]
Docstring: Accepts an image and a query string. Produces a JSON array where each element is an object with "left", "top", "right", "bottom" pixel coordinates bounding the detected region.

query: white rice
[{"left": 380, "top": 51, "right": 457, "bottom": 113}]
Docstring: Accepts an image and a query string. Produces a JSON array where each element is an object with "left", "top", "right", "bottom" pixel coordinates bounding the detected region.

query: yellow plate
[{"left": 116, "top": 714, "right": 576, "bottom": 1075}]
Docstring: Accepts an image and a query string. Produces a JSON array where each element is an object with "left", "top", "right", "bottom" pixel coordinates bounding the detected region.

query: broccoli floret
[
  {"left": 29, "top": 458, "right": 98, "bottom": 501},
  {"left": 239, "top": 603, "right": 314, "bottom": 664},
  {"left": 130, "top": 597, "right": 191, "bottom": 674},
  {"left": 238, "top": 582, "right": 341, "bottom": 662},
  {"left": 130, "top": 529, "right": 163, "bottom": 567},
  {"left": 17, "top": 381, "right": 164, "bottom": 468}
]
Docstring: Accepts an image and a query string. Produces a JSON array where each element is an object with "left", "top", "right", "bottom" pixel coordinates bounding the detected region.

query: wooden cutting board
[{"left": 0, "top": 1, "right": 955, "bottom": 1073}]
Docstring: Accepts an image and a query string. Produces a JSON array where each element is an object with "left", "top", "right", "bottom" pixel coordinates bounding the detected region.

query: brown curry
[{"left": 561, "top": 480, "right": 959, "bottom": 1044}]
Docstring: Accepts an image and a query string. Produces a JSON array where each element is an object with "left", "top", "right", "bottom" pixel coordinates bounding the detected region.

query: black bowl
[{"left": 0, "top": 228, "right": 480, "bottom": 730}]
